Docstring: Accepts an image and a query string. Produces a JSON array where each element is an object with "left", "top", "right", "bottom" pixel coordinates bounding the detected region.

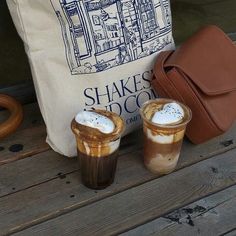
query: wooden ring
[{"left": 0, "top": 94, "right": 23, "bottom": 139}]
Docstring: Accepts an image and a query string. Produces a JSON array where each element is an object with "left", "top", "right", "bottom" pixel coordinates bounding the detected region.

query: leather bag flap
[{"left": 164, "top": 25, "right": 236, "bottom": 95}]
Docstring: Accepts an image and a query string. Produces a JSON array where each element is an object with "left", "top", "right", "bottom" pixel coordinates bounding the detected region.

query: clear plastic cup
[
  {"left": 140, "top": 99, "right": 192, "bottom": 174},
  {"left": 71, "top": 110, "right": 125, "bottom": 189}
]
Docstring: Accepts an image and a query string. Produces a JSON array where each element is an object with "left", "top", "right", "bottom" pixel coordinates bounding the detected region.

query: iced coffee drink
[
  {"left": 71, "top": 110, "right": 125, "bottom": 189},
  {"left": 140, "top": 99, "right": 191, "bottom": 175}
]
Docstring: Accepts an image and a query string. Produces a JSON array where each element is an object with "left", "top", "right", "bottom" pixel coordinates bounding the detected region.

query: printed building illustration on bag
[{"left": 51, "top": 0, "right": 172, "bottom": 74}]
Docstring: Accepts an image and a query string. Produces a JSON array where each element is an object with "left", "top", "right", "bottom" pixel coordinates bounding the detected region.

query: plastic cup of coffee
[
  {"left": 71, "top": 110, "right": 125, "bottom": 190},
  {"left": 140, "top": 99, "right": 192, "bottom": 175}
]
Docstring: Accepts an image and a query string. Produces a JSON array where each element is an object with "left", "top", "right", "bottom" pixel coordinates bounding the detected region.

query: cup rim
[
  {"left": 71, "top": 109, "right": 126, "bottom": 142},
  {"left": 139, "top": 98, "right": 192, "bottom": 129}
]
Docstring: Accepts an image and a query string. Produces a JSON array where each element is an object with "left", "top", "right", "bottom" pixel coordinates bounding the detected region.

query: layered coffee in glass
[
  {"left": 71, "top": 110, "right": 125, "bottom": 189},
  {"left": 140, "top": 99, "right": 192, "bottom": 174}
]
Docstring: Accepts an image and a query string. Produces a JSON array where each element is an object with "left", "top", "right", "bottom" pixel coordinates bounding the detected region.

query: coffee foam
[
  {"left": 75, "top": 111, "right": 115, "bottom": 134},
  {"left": 151, "top": 102, "right": 184, "bottom": 125}
]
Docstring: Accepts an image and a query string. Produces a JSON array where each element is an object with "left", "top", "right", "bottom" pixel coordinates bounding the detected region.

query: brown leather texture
[{"left": 152, "top": 25, "right": 236, "bottom": 144}]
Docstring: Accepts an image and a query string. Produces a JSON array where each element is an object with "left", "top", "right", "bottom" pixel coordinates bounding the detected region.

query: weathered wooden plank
[
  {"left": 157, "top": 188, "right": 236, "bottom": 236},
  {"left": 0, "top": 150, "right": 77, "bottom": 197},
  {"left": 0, "top": 125, "right": 49, "bottom": 165},
  {"left": 0, "top": 111, "right": 234, "bottom": 234},
  {"left": 0, "top": 129, "right": 142, "bottom": 197},
  {"left": 0, "top": 97, "right": 235, "bottom": 167},
  {"left": 0, "top": 102, "right": 43, "bottom": 130},
  {"left": 12, "top": 147, "right": 236, "bottom": 236},
  {"left": 0, "top": 150, "right": 146, "bottom": 235},
  {"left": 0, "top": 95, "right": 235, "bottom": 167},
  {"left": 0, "top": 103, "right": 48, "bottom": 165},
  {"left": 0, "top": 122, "right": 234, "bottom": 198},
  {"left": 223, "top": 229, "right": 236, "bottom": 236},
  {"left": 156, "top": 190, "right": 236, "bottom": 236},
  {"left": 176, "top": 124, "right": 236, "bottom": 169},
  {"left": 122, "top": 185, "right": 236, "bottom": 236},
  {"left": 0, "top": 102, "right": 144, "bottom": 165},
  {"left": 0, "top": 124, "right": 235, "bottom": 234}
]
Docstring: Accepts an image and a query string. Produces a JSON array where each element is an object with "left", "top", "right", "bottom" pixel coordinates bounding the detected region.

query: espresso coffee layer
[{"left": 78, "top": 150, "right": 118, "bottom": 190}]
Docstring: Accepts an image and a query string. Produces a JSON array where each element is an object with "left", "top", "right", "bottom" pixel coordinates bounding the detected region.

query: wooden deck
[{"left": 0, "top": 103, "right": 236, "bottom": 236}]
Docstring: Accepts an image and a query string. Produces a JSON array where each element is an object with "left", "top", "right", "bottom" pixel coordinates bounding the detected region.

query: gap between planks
[
  {"left": 0, "top": 103, "right": 49, "bottom": 165},
  {"left": 0, "top": 101, "right": 235, "bottom": 167},
  {"left": 0, "top": 102, "right": 142, "bottom": 166},
  {"left": 220, "top": 228, "right": 236, "bottom": 236},
  {"left": 0, "top": 145, "right": 235, "bottom": 235},
  {"left": 0, "top": 103, "right": 236, "bottom": 234},
  {"left": 0, "top": 122, "right": 235, "bottom": 198},
  {"left": 10, "top": 146, "right": 236, "bottom": 236},
  {"left": 122, "top": 184, "right": 236, "bottom": 236},
  {"left": 0, "top": 124, "right": 235, "bottom": 234}
]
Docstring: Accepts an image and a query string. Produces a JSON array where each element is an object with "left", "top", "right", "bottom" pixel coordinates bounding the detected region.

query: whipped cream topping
[
  {"left": 151, "top": 102, "right": 184, "bottom": 125},
  {"left": 75, "top": 111, "right": 115, "bottom": 134}
]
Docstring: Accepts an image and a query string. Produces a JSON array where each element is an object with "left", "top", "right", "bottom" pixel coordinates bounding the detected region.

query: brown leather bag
[{"left": 152, "top": 25, "right": 236, "bottom": 144}]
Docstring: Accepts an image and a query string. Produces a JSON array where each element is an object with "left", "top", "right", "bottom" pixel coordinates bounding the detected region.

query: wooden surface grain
[
  {"left": 0, "top": 103, "right": 43, "bottom": 130},
  {"left": 223, "top": 229, "right": 236, "bottom": 236},
  {"left": 1, "top": 0, "right": 236, "bottom": 233},
  {"left": 156, "top": 187, "right": 236, "bottom": 236},
  {"left": 0, "top": 100, "right": 236, "bottom": 166},
  {"left": 0, "top": 130, "right": 234, "bottom": 234},
  {"left": 0, "top": 125, "right": 49, "bottom": 165},
  {"left": 0, "top": 103, "right": 144, "bottom": 165},
  {"left": 0, "top": 103, "right": 48, "bottom": 165},
  {"left": 0, "top": 104, "right": 235, "bottom": 234},
  {"left": 0, "top": 103, "right": 236, "bottom": 236},
  {"left": 123, "top": 185, "right": 236, "bottom": 236},
  {"left": 12, "top": 148, "right": 236, "bottom": 236}
]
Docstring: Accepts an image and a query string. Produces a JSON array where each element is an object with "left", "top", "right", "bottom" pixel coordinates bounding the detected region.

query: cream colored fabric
[{"left": 7, "top": 0, "right": 175, "bottom": 157}]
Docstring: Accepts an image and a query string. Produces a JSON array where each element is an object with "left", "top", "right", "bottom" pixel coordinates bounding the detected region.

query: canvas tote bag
[{"left": 7, "top": 0, "right": 175, "bottom": 157}]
